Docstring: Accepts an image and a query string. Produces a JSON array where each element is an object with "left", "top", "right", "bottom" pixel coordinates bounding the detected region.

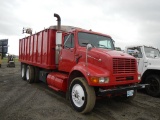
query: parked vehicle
[
  {"left": 125, "top": 45, "right": 160, "bottom": 97},
  {"left": 115, "top": 47, "right": 122, "bottom": 51},
  {"left": 19, "top": 13, "right": 146, "bottom": 113},
  {"left": 7, "top": 55, "right": 15, "bottom": 67}
]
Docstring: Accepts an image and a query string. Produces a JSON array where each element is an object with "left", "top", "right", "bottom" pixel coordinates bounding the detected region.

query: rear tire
[
  {"left": 26, "top": 65, "right": 35, "bottom": 83},
  {"left": 69, "top": 77, "right": 96, "bottom": 114},
  {"left": 145, "top": 74, "right": 160, "bottom": 97},
  {"left": 34, "top": 67, "right": 39, "bottom": 83},
  {"left": 21, "top": 64, "right": 26, "bottom": 80}
]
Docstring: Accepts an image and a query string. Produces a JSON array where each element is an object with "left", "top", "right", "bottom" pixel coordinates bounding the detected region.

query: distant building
[{"left": 0, "top": 39, "right": 8, "bottom": 59}]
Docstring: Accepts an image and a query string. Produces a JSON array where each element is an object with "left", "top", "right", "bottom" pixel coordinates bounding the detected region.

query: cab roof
[{"left": 49, "top": 25, "right": 111, "bottom": 38}]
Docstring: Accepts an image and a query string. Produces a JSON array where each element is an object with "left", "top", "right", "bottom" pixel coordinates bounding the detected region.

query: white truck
[{"left": 125, "top": 45, "right": 160, "bottom": 97}]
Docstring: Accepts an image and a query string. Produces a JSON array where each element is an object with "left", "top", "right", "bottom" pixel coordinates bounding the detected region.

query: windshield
[
  {"left": 144, "top": 46, "right": 160, "bottom": 58},
  {"left": 78, "top": 32, "right": 115, "bottom": 50}
]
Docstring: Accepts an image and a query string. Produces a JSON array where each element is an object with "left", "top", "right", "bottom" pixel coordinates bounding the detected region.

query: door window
[
  {"left": 64, "top": 34, "right": 74, "bottom": 49},
  {"left": 127, "top": 47, "right": 142, "bottom": 58}
]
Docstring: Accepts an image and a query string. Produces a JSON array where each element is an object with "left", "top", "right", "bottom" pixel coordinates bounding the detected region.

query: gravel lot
[{"left": 0, "top": 62, "right": 160, "bottom": 120}]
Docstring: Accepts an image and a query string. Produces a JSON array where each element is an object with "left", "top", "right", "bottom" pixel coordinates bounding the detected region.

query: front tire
[
  {"left": 69, "top": 77, "right": 96, "bottom": 114},
  {"left": 145, "top": 75, "right": 160, "bottom": 97},
  {"left": 26, "top": 65, "right": 35, "bottom": 83}
]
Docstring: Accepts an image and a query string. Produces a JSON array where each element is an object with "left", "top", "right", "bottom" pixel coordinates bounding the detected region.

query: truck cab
[
  {"left": 58, "top": 29, "right": 115, "bottom": 72},
  {"left": 125, "top": 45, "right": 160, "bottom": 97},
  {"left": 58, "top": 29, "right": 141, "bottom": 87}
]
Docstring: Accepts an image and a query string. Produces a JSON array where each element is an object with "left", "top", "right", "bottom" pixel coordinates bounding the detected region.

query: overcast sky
[{"left": 0, "top": 0, "right": 160, "bottom": 55}]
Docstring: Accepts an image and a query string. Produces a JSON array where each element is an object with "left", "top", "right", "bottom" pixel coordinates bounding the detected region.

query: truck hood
[
  {"left": 147, "top": 58, "right": 160, "bottom": 70},
  {"left": 90, "top": 48, "right": 136, "bottom": 71},
  {"left": 91, "top": 48, "right": 134, "bottom": 59},
  {"left": 78, "top": 47, "right": 137, "bottom": 75}
]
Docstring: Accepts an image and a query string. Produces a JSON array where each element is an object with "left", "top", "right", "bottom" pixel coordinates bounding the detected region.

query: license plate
[{"left": 127, "top": 90, "right": 134, "bottom": 97}]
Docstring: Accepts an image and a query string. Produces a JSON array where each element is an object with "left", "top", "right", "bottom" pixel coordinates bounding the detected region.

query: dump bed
[{"left": 19, "top": 28, "right": 57, "bottom": 69}]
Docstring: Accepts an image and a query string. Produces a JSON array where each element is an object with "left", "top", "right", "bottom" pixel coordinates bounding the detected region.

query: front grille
[{"left": 113, "top": 58, "right": 136, "bottom": 74}]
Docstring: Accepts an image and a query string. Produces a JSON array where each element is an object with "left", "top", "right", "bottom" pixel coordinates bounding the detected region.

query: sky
[{"left": 0, "top": 0, "right": 160, "bottom": 55}]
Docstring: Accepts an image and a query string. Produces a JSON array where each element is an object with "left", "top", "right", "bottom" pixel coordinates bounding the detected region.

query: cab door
[
  {"left": 137, "top": 47, "right": 144, "bottom": 73},
  {"left": 58, "top": 33, "right": 76, "bottom": 72}
]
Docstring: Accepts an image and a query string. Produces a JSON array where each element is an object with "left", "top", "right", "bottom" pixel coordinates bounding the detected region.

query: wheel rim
[
  {"left": 26, "top": 68, "right": 29, "bottom": 80},
  {"left": 147, "top": 78, "right": 159, "bottom": 92},
  {"left": 72, "top": 84, "right": 85, "bottom": 107}
]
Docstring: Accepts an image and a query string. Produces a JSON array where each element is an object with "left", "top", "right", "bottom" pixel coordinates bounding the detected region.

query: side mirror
[
  {"left": 87, "top": 44, "right": 92, "bottom": 51},
  {"left": 56, "top": 31, "right": 62, "bottom": 45},
  {"left": 55, "top": 31, "right": 62, "bottom": 65},
  {"left": 86, "top": 44, "right": 93, "bottom": 68}
]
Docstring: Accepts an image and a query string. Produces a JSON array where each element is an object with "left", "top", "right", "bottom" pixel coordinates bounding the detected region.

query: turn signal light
[{"left": 90, "top": 77, "right": 99, "bottom": 83}]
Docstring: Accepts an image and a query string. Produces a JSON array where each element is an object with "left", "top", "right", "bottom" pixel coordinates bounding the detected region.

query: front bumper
[{"left": 97, "top": 84, "right": 149, "bottom": 96}]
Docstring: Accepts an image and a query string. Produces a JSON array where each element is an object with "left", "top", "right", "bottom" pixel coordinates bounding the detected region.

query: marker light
[{"left": 138, "top": 74, "right": 141, "bottom": 80}]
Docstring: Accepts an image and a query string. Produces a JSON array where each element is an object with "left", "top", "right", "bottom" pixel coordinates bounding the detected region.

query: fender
[
  {"left": 69, "top": 62, "right": 110, "bottom": 86},
  {"left": 146, "top": 66, "right": 160, "bottom": 71},
  {"left": 141, "top": 58, "right": 160, "bottom": 74},
  {"left": 142, "top": 65, "right": 160, "bottom": 76}
]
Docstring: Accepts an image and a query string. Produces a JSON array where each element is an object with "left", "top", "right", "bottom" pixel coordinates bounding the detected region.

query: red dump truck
[{"left": 19, "top": 13, "right": 147, "bottom": 113}]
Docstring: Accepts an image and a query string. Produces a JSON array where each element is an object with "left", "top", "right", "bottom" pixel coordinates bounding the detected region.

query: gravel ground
[{"left": 0, "top": 62, "right": 160, "bottom": 120}]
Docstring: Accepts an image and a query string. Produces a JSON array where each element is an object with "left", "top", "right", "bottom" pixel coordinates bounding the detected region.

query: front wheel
[
  {"left": 145, "top": 75, "right": 160, "bottom": 97},
  {"left": 69, "top": 77, "right": 96, "bottom": 114}
]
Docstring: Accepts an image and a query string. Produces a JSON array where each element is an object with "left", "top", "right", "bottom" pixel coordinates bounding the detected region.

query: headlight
[
  {"left": 99, "top": 77, "right": 109, "bottom": 83},
  {"left": 90, "top": 77, "right": 109, "bottom": 84},
  {"left": 138, "top": 74, "right": 141, "bottom": 80}
]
